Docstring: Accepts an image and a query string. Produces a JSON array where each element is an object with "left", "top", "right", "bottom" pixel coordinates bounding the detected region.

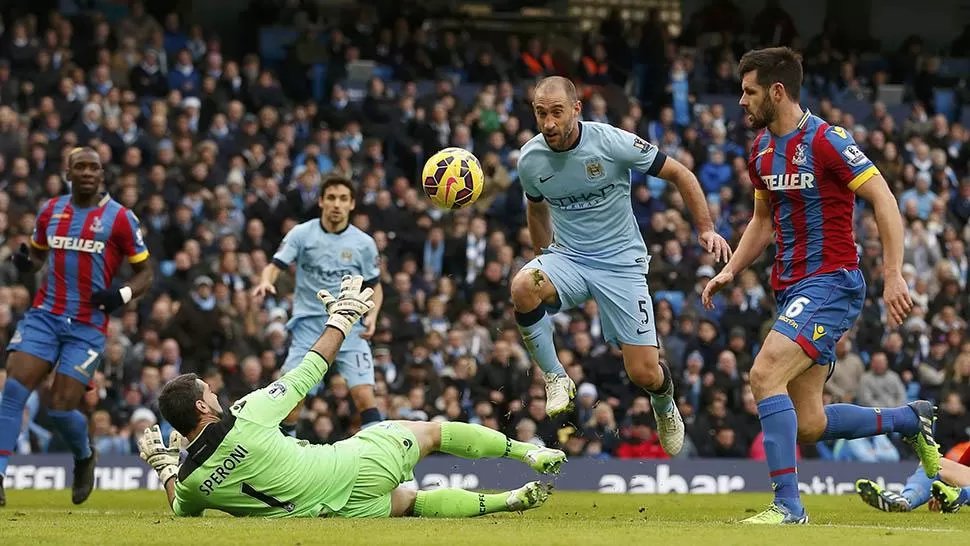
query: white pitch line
[{"left": 810, "top": 523, "right": 960, "bottom": 533}]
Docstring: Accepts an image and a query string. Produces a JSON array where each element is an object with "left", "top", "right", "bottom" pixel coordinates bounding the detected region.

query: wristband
[{"left": 120, "top": 286, "right": 133, "bottom": 304}]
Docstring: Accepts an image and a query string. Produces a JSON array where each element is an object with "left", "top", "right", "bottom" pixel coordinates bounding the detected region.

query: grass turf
[{"left": 2, "top": 490, "right": 967, "bottom": 545}]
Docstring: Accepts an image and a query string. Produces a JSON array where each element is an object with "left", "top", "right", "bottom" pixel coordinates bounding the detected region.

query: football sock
[
  {"left": 515, "top": 307, "right": 565, "bottom": 376},
  {"left": 645, "top": 360, "right": 674, "bottom": 413},
  {"left": 439, "top": 422, "right": 535, "bottom": 462},
  {"left": 901, "top": 466, "right": 933, "bottom": 509},
  {"left": 0, "top": 378, "right": 30, "bottom": 476},
  {"left": 821, "top": 404, "right": 920, "bottom": 440},
  {"left": 758, "top": 394, "right": 803, "bottom": 515},
  {"left": 413, "top": 488, "right": 509, "bottom": 517},
  {"left": 48, "top": 409, "right": 93, "bottom": 460},
  {"left": 360, "top": 408, "right": 382, "bottom": 428}
]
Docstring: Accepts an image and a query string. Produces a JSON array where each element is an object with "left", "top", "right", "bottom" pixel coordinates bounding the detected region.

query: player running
[
  {"left": 140, "top": 275, "right": 565, "bottom": 518},
  {"left": 856, "top": 458, "right": 970, "bottom": 513},
  {"left": 0, "top": 147, "right": 153, "bottom": 506},
  {"left": 512, "top": 76, "right": 731, "bottom": 456},
  {"left": 701, "top": 47, "right": 938, "bottom": 524},
  {"left": 252, "top": 175, "right": 383, "bottom": 433}
]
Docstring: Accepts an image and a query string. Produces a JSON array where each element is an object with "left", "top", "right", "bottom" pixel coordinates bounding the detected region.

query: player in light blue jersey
[
  {"left": 252, "top": 175, "right": 384, "bottom": 433},
  {"left": 512, "top": 76, "right": 731, "bottom": 456}
]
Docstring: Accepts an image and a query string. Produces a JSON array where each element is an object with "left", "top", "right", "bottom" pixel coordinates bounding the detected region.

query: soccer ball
[{"left": 421, "top": 147, "right": 485, "bottom": 209}]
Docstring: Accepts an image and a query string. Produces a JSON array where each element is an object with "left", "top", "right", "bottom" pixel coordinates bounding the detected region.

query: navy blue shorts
[
  {"left": 772, "top": 268, "right": 866, "bottom": 365},
  {"left": 6, "top": 308, "right": 105, "bottom": 385}
]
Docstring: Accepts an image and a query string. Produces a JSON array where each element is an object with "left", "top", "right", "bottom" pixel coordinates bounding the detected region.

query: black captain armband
[
  {"left": 526, "top": 193, "right": 545, "bottom": 202},
  {"left": 647, "top": 152, "right": 667, "bottom": 177}
]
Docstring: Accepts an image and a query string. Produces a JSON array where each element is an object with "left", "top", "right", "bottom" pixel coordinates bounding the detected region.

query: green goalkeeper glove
[
  {"left": 138, "top": 425, "right": 184, "bottom": 485},
  {"left": 316, "top": 275, "right": 375, "bottom": 337}
]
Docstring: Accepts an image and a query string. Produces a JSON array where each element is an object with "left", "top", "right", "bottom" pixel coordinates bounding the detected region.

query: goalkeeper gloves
[
  {"left": 316, "top": 275, "right": 375, "bottom": 337},
  {"left": 11, "top": 243, "right": 33, "bottom": 273},
  {"left": 138, "top": 425, "right": 184, "bottom": 485},
  {"left": 91, "top": 286, "right": 132, "bottom": 313}
]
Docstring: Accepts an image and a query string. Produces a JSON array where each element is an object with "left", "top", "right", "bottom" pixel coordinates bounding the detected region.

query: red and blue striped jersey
[
  {"left": 30, "top": 193, "right": 150, "bottom": 332},
  {"left": 748, "top": 110, "right": 879, "bottom": 291}
]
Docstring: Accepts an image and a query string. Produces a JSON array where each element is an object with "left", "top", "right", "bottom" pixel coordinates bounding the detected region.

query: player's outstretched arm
[
  {"left": 526, "top": 200, "right": 553, "bottom": 254},
  {"left": 233, "top": 276, "right": 374, "bottom": 427},
  {"left": 855, "top": 174, "right": 913, "bottom": 326},
  {"left": 656, "top": 157, "right": 732, "bottom": 263},
  {"left": 702, "top": 196, "right": 773, "bottom": 308},
  {"left": 252, "top": 262, "right": 282, "bottom": 299}
]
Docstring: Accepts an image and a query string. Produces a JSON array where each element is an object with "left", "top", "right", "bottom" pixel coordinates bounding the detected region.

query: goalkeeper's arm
[{"left": 234, "top": 276, "right": 374, "bottom": 427}]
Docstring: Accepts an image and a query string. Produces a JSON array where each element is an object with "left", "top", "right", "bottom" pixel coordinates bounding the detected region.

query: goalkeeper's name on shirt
[{"left": 197, "top": 444, "right": 250, "bottom": 496}]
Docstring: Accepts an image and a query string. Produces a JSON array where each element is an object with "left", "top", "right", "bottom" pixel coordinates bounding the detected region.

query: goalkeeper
[{"left": 139, "top": 275, "right": 566, "bottom": 518}]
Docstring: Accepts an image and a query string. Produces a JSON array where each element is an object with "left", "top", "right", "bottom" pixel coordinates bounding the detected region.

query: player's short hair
[
  {"left": 67, "top": 146, "right": 98, "bottom": 167},
  {"left": 534, "top": 76, "right": 578, "bottom": 104},
  {"left": 158, "top": 373, "right": 205, "bottom": 436},
  {"left": 319, "top": 174, "right": 355, "bottom": 199},
  {"left": 738, "top": 47, "right": 803, "bottom": 101}
]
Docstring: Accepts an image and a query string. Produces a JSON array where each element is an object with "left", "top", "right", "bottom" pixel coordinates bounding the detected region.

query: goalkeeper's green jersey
[{"left": 172, "top": 351, "right": 360, "bottom": 517}]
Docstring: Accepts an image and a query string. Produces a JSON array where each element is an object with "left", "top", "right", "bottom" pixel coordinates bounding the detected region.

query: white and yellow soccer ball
[{"left": 421, "top": 147, "right": 485, "bottom": 209}]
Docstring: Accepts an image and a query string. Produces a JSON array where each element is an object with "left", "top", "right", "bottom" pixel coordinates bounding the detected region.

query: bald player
[{"left": 510, "top": 76, "right": 731, "bottom": 456}]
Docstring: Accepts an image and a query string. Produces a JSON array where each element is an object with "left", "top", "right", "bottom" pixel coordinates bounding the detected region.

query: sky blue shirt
[
  {"left": 518, "top": 121, "right": 666, "bottom": 272},
  {"left": 272, "top": 220, "right": 380, "bottom": 324}
]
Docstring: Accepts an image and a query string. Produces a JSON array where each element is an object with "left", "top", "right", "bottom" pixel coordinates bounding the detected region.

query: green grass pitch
[{"left": 2, "top": 490, "right": 968, "bottom": 545}]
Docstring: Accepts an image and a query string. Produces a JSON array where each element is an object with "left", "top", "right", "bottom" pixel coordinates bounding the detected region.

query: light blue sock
[
  {"left": 0, "top": 377, "right": 31, "bottom": 476},
  {"left": 900, "top": 466, "right": 933, "bottom": 509},
  {"left": 758, "top": 394, "right": 803, "bottom": 516},
  {"left": 647, "top": 361, "right": 674, "bottom": 413},
  {"left": 515, "top": 307, "right": 565, "bottom": 375},
  {"left": 958, "top": 486, "right": 970, "bottom": 506},
  {"left": 48, "top": 409, "right": 93, "bottom": 460}
]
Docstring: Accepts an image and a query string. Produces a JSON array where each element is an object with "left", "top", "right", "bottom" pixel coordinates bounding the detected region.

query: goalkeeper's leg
[
  {"left": 393, "top": 481, "right": 551, "bottom": 517},
  {"left": 399, "top": 420, "right": 566, "bottom": 474}
]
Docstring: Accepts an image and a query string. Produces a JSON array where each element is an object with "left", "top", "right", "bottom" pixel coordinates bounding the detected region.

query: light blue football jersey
[
  {"left": 518, "top": 121, "right": 665, "bottom": 272},
  {"left": 272, "top": 221, "right": 380, "bottom": 327}
]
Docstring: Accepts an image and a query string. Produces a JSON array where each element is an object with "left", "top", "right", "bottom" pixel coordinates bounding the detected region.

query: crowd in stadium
[{"left": 1, "top": 0, "right": 970, "bottom": 464}]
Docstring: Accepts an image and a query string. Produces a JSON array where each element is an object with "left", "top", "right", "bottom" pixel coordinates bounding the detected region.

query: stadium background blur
[{"left": 0, "top": 0, "right": 969, "bottom": 465}]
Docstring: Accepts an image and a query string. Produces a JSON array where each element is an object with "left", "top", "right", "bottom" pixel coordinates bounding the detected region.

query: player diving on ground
[{"left": 139, "top": 275, "right": 566, "bottom": 518}]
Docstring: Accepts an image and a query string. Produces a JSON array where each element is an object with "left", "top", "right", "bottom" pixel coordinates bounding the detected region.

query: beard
[{"left": 749, "top": 99, "right": 776, "bottom": 130}]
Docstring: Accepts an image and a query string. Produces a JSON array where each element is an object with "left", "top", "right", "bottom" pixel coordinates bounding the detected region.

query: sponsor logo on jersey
[
  {"left": 831, "top": 126, "right": 848, "bottom": 139},
  {"left": 842, "top": 145, "right": 869, "bottom": 167},
  {"left": 761, "top": 173, "right": 815, "bottom": 191},
  {"left": 48, "top": 236, "right": 106, "bottom": 254},
  {"left": 791, "top": 143, "right": 808, "bottom": 166},
  {"left": 546, "top": 184, "right": 616, "bottom": 211},
  {"left": 584, "top": 158, "right": 606, "bottom": 181}
]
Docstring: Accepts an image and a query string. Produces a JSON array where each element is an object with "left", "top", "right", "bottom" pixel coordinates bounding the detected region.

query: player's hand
[
  {"left": 702, "top": 269, "right": 734, "bottom": 309},
  {"left": 11, "top": 243, "right": 33, "bottom": 272},
  {"left": 883, "top": 270, "right": 913, "bottom": 327},
  {"left": 251, "top": 281, "right": 276, "bottom": 300},
  {"left": 138, "top": 425, "right": 181, "bottom": 484},
  {"left": 698, "top": 230, "right": 732, "bottom": 263},
  {"left": 359, "top": 314, "right": 377, "bottom": 340},
  {"left": 317, "top": 275, "right": 375, "bottom": 337},
  {"left": 91, "top": 289, "right": 127, "bottom": 313}
]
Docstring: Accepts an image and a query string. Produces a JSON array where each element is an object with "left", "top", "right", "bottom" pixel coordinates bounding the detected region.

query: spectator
[{"left": 857, "top": 353, "right": 908, "bottom": 408}]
